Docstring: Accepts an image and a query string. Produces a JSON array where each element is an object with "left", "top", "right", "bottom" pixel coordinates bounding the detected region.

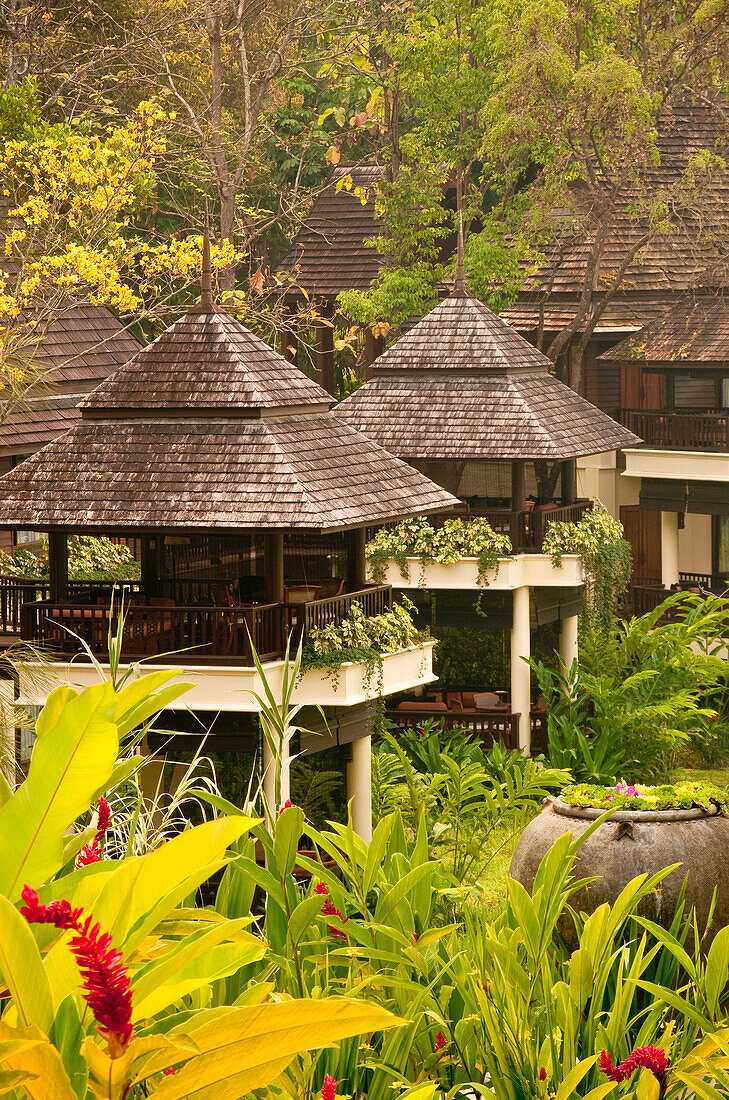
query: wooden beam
[
  {"left": 362, "top": 329, "right": 384, "bottom": 381},
  {"left": 140, "top": 536, "right": 160, "bottom": 598},
  {"left": 48, "top": 532, "right": 68, "bottom": 602},
  {"left": 560, "top": 459, "right": 577, "bottom": 505},
  {"left": 511, "top": 460, "right": 527, "bottom": 511}
]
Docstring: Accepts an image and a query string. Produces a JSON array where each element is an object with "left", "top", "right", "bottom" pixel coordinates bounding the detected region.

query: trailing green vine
[
  {"left": 366, "top": 516, "right": 512, "bottom": 587},
  {"left": 542, "top": 502, "right": 632, "bottom": 632},
  {"left": 300, "top": 596, "right": 429, "bottom": 696}
]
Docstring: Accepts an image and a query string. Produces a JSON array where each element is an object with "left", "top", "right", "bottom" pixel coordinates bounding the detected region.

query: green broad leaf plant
[{"left": 0, "top": 675, "right": 402, "bottom": 1100}]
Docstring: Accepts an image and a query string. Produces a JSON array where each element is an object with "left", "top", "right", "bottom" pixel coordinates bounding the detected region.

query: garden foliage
[{"left": 534, "top": 593, "right": 729, "bottom": 782}]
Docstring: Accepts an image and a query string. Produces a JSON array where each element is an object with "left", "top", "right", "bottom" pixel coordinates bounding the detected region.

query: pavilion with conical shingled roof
[
  {"left": 334, "top": 287, "right": 640, "bottom": 754},
  {"left": 0, "top": 289, "right": 460, "bottom": 839},
  {"left": 334, "top": 288, "right": 639, "bottom": 540},
  {"left": 0, "top": 296, "right": 457, "bottom": 657}
]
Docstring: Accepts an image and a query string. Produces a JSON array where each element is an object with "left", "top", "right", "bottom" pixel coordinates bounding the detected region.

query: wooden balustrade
[
  {"left": 385, "top": 707, "right": 521, "bottom": 751},
  {"left": 302, "top": 584, "right": 392, "bottom": 645},
  {"left": 19, "top": 584, "right": 394, "bottom": 663},
  {"left": 622, "top": 409, "right": 729, "bottom": 452}
]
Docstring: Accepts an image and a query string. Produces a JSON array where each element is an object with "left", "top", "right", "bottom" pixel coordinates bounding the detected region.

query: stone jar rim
[{"left": 552, "top": 795, "right": 719, "bottom": 824}]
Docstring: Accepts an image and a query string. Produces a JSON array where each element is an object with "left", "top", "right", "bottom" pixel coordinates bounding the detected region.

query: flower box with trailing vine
[
  {"left": 300, "top": 596, "right": 435, "bottom": 697},
  {"left": 370, "top": 552, "right": 584, "bottom": 591},
  {"left": 366, "top": 517, "right": 513, "bottom": 589}
]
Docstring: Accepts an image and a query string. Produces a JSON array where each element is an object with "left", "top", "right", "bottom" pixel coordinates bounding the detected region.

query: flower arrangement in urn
[{"left": 561, "top": 779, "right": 729, "bottom": 813}]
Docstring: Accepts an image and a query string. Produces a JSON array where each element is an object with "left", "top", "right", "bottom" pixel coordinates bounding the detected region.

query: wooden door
[{"left": 620, "top": 506, "right": 662, "bottom": 584}]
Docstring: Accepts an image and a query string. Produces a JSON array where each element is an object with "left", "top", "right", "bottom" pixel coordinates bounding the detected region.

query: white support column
[
  {"left": 559, "top": 614, "right": 579, "bottom": 675},
  {"left": 660, "top": 511, "right": 680, "bottom": 588},
  {"left": 511, "top": 586, "right": 531, "bottom": 755},
  {"left": 347, "top": 735, "right": 372, "bottom": 842}
]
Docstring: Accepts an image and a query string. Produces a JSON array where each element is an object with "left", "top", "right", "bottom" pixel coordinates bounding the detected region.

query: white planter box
[
  {"left": 370, "top": 554, "right": 584, "bottom": 591},
  {"left": 17, "top": 641, "right": 437, "bottom": 713}
]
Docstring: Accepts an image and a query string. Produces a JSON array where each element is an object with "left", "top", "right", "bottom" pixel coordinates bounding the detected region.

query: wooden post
[
  {"left": 48, "top": 532, "right": 68, "bottom": 602},
  {"left": 345, "top": 527, "right": 367, "bottom": 591},
  {"left": 362, "top": 329, "right": 384, "bottom": 381},
  {"left": 316, "top": 301, "right": 335, "bottom": 396},
  {"left": 561, "top": 459, "right": 577, "bottom": 505},
  {"left": 140, "top": 536, "right": 160, "bottom": 599},
  {"left": 264, "top": 531, "right": 284, "bottom": 603},
  {"left": 511, "top": 460, "right": 526, "bottom": 511}
]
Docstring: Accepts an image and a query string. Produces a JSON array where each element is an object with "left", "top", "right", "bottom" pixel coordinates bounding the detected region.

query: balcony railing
[
  {"left": 369, "top": 501, "right": 592, "bottom": 555},
  {"left": 18, "top": 584, "right": 393, "bottom": 664},
  {"left": 385, "top": 707, "right": 548, "bottom": 753},
  {"left": 630, "top": 572, "right": 729, "bottom": 616},
  {"left": 622, "top": 409, "right": 729, "bottom": 452},
  {"left": 0, "top": 577, "right": 141, "bottom": 636}
]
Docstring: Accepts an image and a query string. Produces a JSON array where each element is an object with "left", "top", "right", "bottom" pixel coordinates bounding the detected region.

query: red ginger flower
[
  {"left": 600, "top": 1046, "right": 668, "bottom": 1091},
  {"left": 21, "top": 885, "right": 133, "bottom": 1055},
  {"left": 433, "top": 1030, "right": 446, "bottom": 1052},
  {"left": 279, "top": 799, "right": 293, "bottom": 813},
  {"left": 315, "top": 881, "right": 348, "bottom": 940},
  {"left": 76, "top": 797, "right": 112, "bottom": 868},
  {"left": 539, "top": 1067, "right": 547, "bottom": 1081},
  {"left": 321, "top": 1073, "right": 336, "bottom": 1100}
]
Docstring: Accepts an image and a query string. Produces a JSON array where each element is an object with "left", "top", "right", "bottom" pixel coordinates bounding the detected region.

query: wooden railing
[
  {"left": 20, "top": 601, "right": 290, "bottom": 662},
  {"left": 478, "top": 500, "right": 593, "bottom": 552},
  {"left": 385, "top": 707, "right": 548, "bottom": 754},
  {"left": 19, "top": 584, "right": 394, "bottom": 664},
  {"left": 302, "top": 584, "right": 392, "bottom": 645},
  {"left": 0, "top": 577, "right": 141, "bottom": 637},
  {"left": 630, "top": 573, "right": 729, "bottom": 616},
  {"left": 622, "top": 409, "right": 729, "bottom": 452}
]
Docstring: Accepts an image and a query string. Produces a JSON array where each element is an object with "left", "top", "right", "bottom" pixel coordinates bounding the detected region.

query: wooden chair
[
  {"left": 318, "top": 578, "right": 345, "bottom": 599},
  {"left": 397, "top": 700, "right": 448, "bottom": 712},
  {"left": 446, "top": 691, "right": 463, "bottom": 710}
]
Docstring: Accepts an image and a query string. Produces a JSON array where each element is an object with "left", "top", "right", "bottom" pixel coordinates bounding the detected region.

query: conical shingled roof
[
  {"left": 82, "top": 309, "right": 331, "bottom": 414},
  {"left": 0, "top": 306, "right": 458, "bottom": 532},
  {"left": 334, "top": 291, "right": 640, "bottom": 460}
]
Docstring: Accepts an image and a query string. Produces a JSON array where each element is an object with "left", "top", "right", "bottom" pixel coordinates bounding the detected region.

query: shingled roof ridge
[
  {"left": 81, "top": 304, "right": 332, "bottom": 414},
  {"left": 372, "top": 289, "right": 554, "bottom": 374}
]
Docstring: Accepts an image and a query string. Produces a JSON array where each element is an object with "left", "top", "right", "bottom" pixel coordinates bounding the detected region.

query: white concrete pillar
[
  {"left": 559, "top": 614, "right": 579, "bottom": 675},
  {"left": 511, "top": 586, "right": 531, "bottom": 755},
  {"left": 347, "top": 735, "right": 372, "bottom": 842},
  {"left": 661, "top": 511, "right": 680, "bottom": 588}
]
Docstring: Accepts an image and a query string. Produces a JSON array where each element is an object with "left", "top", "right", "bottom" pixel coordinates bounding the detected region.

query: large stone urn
[{"left": 510, "top": 796, "right": 729, "bottom": 937}]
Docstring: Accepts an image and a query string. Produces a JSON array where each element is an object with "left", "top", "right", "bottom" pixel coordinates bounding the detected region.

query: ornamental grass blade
[{"left": 0, "top": 682, "right": 119, "bottom": 901}]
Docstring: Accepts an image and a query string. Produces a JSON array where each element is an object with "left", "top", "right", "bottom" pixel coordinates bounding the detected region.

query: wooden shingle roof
[
  {"left": 82, "top": 309, "right": 330, "bottom": 414},
  {"left": 0, "top": 303, "right": 142, "bottom": 458},
  {"left": 501, "top": 101, "right": 729, "bottom": 334},
  {"left": 334, "top": 291, "right": 639, "bottom": 459},
  {"left": 281, "top": 164, "right": 384, "bottom": 297},
  {"left": 0, "top": 305, "right": 457, "bottom": 531},
  {"left": 599, "top": 294, "right": 729, "bottom": 365}
]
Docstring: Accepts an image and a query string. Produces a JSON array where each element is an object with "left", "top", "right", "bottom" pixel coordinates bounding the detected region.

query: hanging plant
[
  {"left": 301, "top": 597, "right": 427, "bottom": 694},
  {"left": 366, "top": 517, "right": 512, "bottom": 587},
  {"left": 542, "top": 502, "right": 632, "bottom": 632}
]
